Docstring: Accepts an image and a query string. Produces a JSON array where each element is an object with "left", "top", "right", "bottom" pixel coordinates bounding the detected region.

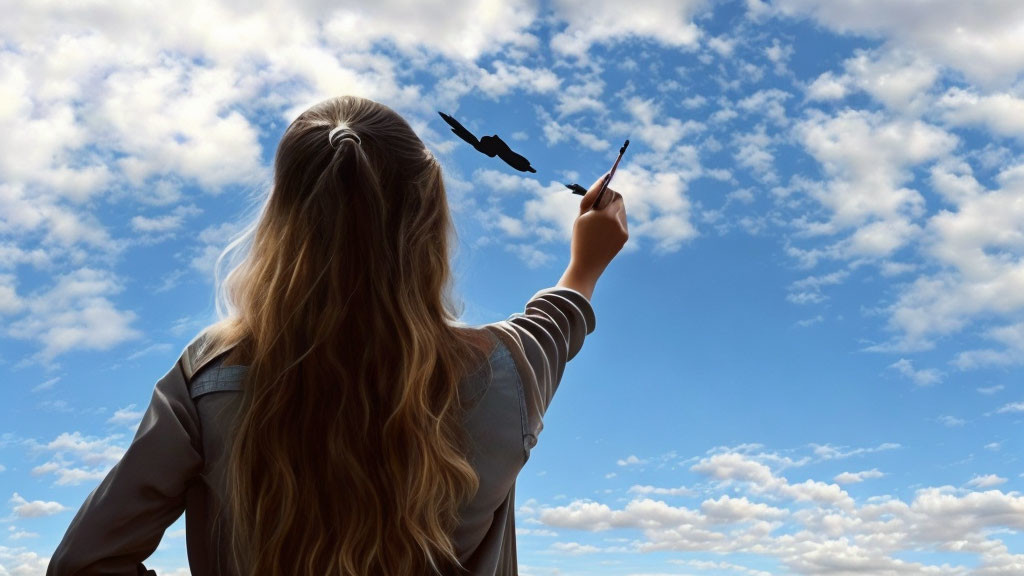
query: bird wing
[
  {"left": 438, "top": 112, "right": 480, "bottom": 147},
  {"left": 491, "top": 136, "right": 537, "bottom": 173}
]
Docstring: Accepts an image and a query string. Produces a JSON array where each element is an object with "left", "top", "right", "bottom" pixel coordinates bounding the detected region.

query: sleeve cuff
[{"left": 529, "top": 286, "right": 597, "bottom": 335}]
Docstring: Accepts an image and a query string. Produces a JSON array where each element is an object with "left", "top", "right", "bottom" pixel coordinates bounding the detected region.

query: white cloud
[
  {"left": 434, "top": 60, "right": 562, "bottom": 104},
  {"left": 0, "top": 183, "right": 121, "bottom": 258},
  {"left": 470, "top": 146, "right": 698, "bottom": 260},
  {"left": 628, "top": 485, "right": 696, "bottom": 497},
  {"left": 888, "top": 358, "right": 944, "bottom": 387},
  {"left": 953, "top": 322, "right": 1024, "bottom": 369},
  {"left": 0, "top": 545, "right": 50, "bottom": 575},
  {"left": 5, "top": 268, "right": 142, "bottom": 363},
  {"left": 616, "top": 96, "right": 705, "bottom": 154},
  {"left": 707, "top": 36, "right": 737, "bottom": 58},
  {"left": 540, "top": 117, "right": 610, "bottom": 152},
  {"left": 807, "top": 49, "right": 939, "bottom": 113},
  {"left": 737, "top": 89, "right": 792, "bottom": 126},
  {"left": 766, "top": 0, "right": 1024, "bottom": 88},
  {"left": 555, "top": 74, "right": 607, "bottom": 117},
  {"left": 8, "top": 493, "right": 68, "bottom": 518},
  {"left": 125, "top": 342, "right": 173, "bottom": 362},
  {"left": 995, "top": 402, "right": 1024, "bottom": 415},
  {"left": 764, "top": 39, "right": 794, "bottom": 75},
  {"left": 0, "top": 242, "right": 50, "bottom": 271},
  {"left": 692, "top": 452, "right": 855, "bottom": 509},
  {"left": 937, "top": 415, "right": 966, "bottom": 428},
  {"left": 938, "top": 87, "right": 1024, "bottom": 142},
  {"left": 528, "top": 449, "right": 1024, "bottom": 573},
  {"left": 805, "top": 72, "right": 847, "bottom": 101},
  {"left": 787, "top": 270, "right": 848, "bottom": 305},
  {"left": 321, "top": 0, "right": 540, "bottom": 61},
  {"left": 550, "top": 0, "right": 708, "bottom": 59},
  {"left": 190, "top": 220, "right": 251, "bottom": 280},
  {"left": 792, "top": 109, "right": 956, "bottom": 267},
  {"left": 834, "top": 469, "right": 884, "bottom": 484},
  {"left": 700, "top": 495, "right": 787, "bottom": 523},
  {"left": 504, "top": 243, "right": 557, "bottom": 269},
  {"left": 966, "top": 474, "right": 1007, "bottom": 489},
  {"left": 30, "top": 377, "right": 59, "bottom": 393},
  {"left": 811, "top": 443, "right": 900, "bottom": 461},
  {"left": 733, "top": 124, "right": 777, "bottom": 183},
  {"left": 796, "top": 109, "right": 954, "bottom": 229},
  {"left": 130, "top": 204, "right": 202, "bottom": 234},
  {"left": 548, "top": 541, "right": 601, "bottom": 555},
  {"left": 0, "top": 273, "right": 23, "bottom": 316},
  {"left": 6, "top": 529, "right": 39, "bottom": 541},
  {"left": 29, "top": 431, "right": 126, "bottom": 486},
  {"left": 882, "top": 164, "right": 1024, "bottom": 351},
  {"left": 107, "top": 404, "right": 145, "bottom": 427},
  {"left": 0, "top": 0, "right": 566, "bottom": 367}
]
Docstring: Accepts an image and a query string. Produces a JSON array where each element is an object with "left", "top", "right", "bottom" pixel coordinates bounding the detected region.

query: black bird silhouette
[{"left": 438, "top": 111, "right": 536, "bottom": 173}]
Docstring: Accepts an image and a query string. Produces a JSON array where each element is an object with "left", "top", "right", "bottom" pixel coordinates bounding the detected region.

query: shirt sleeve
[
  {"left": 47, "top": 356, "right": 203, "bottom": 576},
  {"left": 487, "top": 286, "right": 596, "bottom": 459}
]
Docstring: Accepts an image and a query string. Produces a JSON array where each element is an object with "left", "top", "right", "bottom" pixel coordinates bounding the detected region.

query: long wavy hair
[{"left": 190, "top": 95, "right": 494, "bottom": 575}]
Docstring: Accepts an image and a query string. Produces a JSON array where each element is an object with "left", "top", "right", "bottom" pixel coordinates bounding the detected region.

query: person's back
[{"left": 46, "top": 95, "right": 628, "bottom": 576}]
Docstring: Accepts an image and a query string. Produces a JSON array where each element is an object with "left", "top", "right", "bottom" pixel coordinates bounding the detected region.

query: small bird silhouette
[{"left": 438, "top": 111, "right": 536, "bottom": 173}]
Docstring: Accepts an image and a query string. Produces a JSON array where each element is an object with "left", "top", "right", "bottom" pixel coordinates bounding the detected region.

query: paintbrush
[{"left": 564, "top": 139, "right": 630, "bottom": 209}]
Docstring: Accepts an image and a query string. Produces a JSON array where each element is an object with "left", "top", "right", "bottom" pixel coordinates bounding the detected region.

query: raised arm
[{"left": 488, "top": 286, "right": 596, "bottom": 460}]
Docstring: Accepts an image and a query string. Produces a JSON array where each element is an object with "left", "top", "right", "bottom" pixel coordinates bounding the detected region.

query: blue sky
[{"left": 3, "top": 0, "right": 1024, "bottom": 574}]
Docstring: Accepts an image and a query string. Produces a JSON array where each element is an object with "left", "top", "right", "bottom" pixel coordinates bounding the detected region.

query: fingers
[
  {"left": 580, "top": 173, "right": 610, "bottom": 213},
  {"left": 598, "top": 189, "right": 622, "bottom": 211}
]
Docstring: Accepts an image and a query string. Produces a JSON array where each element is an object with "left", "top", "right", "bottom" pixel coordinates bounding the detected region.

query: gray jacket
[{"left": 47, "top": 286, "right": 596, "bottom": 576}]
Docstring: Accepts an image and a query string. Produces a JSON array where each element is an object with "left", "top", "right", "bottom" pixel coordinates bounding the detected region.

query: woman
[{"left": 47, "top": 95, "right": 628, "bottom": 576}]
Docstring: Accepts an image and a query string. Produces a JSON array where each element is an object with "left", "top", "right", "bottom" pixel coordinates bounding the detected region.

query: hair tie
[{"left": 329, "top": 125, "right": 361, "bottom": 148}]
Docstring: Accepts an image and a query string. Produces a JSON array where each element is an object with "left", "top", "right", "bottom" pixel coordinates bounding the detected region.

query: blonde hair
[{"left": 191, "top": 95, "right": 493, "bottom": 575}]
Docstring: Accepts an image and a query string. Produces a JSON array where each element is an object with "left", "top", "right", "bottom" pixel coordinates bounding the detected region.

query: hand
[{"left": 566, "top": 173, "right": 629, "bottom": 285}]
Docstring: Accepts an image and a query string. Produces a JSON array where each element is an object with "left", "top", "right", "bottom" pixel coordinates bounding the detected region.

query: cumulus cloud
[
  {"left": 879, "top": 163, "right": 1024, "bottom": 351},
  {"left": 938, "top": 88, "right": 1024, "bottom": 142},
  {"left": 733, "top": 124, "right": 778, "bottom": 183},
  {"left": 4, "top": 268, "right": 142, "bottom": 363},
  {"left": 107, "top": 404, "right": 145, "bottom": 427},
  {"left": 130, "top": 204, "right": 202, "bottom": 235},
  {"left": 529, "top": 449, "right": 1024, "bottom": 573},
  {"left": 937, "top": 415, "right": 966, "bottom": 428},
  {"left": 737, "top": 89, "right": 792, "bottom": 126},
  {"left": 966, "top": 474, "right": 1008, "bottom": 489},
  {"left": 994, "top": 402, "right": 1024, "bottom": 415},
  {"left": 793, "top": 110, "right": 955, "bottom": 248},
  {"left": 787, "top": 270, "right": 848, "bottom": 305},
  {"left": 0, "top": 545, "right": 50, "bottom": 575},
  {"left": 0, "top": 0, "right": 572, "bottom": 363},
  {"left": 548, "top": 541, "right": 601, "bottom": 555},
  {"left": 550, "top": 0, "right": 708, "bottom": 59},
  {"left": 0, "top": 273, "right": 24, "bottom": 316},
  {"left": 616, "top": 96, "right": 706, "bottom": 154},
  {"left": 28, "top": 431, "right": 126, "bottom": 486},
  {"left": 888, "top": 358, "right": 944, "bottom": 386},
  {"left": 617, "top": 455, "right": 649, "bottom": 467},
  {"left": 628, "top": 485, "right": 696, "bottom": 497},
  {"left": 539, "top": 115, "right": 611, "bottom": 152},
  {"left": 8, "top": 492, "right": 68, "bottom": 518},
  {"left": 764, "top": 0, "right": 1024, "bottom": 88},
  {"left": 834, "top": 469, "right": 884, "bottom": 485}
]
